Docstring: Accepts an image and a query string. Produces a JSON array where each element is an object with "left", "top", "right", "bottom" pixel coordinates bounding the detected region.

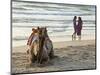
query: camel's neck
[{"left": 39, "top": 36, "right": 45, "bottom": 55}]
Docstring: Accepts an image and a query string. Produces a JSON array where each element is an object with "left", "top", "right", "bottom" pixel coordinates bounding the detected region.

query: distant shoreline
[
  {"left": 12, "top": 40, "right": 95, "bottom": 53},
  {"left": 12, "top": 34, "right": 95, "bottom": 47}
]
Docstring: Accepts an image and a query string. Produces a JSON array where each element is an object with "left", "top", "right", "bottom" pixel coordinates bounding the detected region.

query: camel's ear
[
  {"left": 32, "top": 28, "right": 35, "bottom": 31},
  {"left": 37, "top": 26, "right": 39, "bottom": 30}
]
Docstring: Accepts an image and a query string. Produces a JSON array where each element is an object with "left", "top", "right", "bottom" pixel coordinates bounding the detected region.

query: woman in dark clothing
[
  {"left": 72, "top": 16, "right": 77, "bottom": 40},
  {"left": 73, "top": 16, "right": 77, "bottom": 34},
  {"left": 77, "top": 17, "right": 83, "bottom": 40}
]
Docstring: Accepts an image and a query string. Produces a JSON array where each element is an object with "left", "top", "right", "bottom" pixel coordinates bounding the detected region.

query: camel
[{"left": 27, "top": 27, "right": 54, "bottom": 65}]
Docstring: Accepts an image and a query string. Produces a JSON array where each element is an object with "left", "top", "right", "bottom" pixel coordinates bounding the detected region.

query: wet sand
[{"left": 12, "top": 40, "right": 96, "bottom": 74}]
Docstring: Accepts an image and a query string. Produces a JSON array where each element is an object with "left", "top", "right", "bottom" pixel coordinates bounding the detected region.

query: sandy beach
[{"left": 12, "top": 40, "right": 96, "bottom": 74}]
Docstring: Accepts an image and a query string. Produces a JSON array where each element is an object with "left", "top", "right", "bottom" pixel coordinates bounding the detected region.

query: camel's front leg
[{"left": 27, "top": 46, "right": 33, "bottom": 65}]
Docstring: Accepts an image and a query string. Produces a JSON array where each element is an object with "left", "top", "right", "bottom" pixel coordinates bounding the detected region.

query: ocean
[{"left": 12, "top": 0, "right": 96, "bottom": 47}]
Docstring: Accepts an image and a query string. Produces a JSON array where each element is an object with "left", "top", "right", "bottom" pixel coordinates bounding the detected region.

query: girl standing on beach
[
  {"left": 72, "top": 16, "right": 77, "bottom": 40},
  {"left": 73, "top": 16, "right": 77, "bottom": 34},
  {"left": 77, "top": 17, "right": 83, "bottom": 40}
]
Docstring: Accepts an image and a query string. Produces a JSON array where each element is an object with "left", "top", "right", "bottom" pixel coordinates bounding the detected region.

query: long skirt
[{"left": 77, "top": 29, "right": 81, "bottom": 36}]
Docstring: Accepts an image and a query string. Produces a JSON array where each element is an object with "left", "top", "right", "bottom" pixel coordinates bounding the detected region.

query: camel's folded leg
[
  {"left": 49, "top": 45, "right": 54, "bottom": 59},
  {"left": 27, "top": 46, "right": 33, "bottom": 65},
  {"left": 43, "top": 56, "right": 49, "bottom": 65},
  {"left": 40, "top": 55, "right": 49, "bottom": 64},
  {"left": 28, "top": 49, "right": 33, "bottom": 65}
]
